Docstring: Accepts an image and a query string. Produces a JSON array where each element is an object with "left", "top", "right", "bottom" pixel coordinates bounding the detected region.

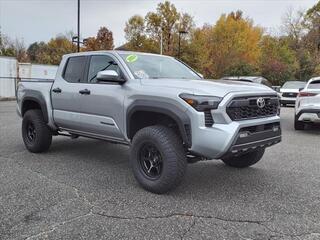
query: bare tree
[{"left": 281, "top": 7, "right": 305, "bottom": 45}]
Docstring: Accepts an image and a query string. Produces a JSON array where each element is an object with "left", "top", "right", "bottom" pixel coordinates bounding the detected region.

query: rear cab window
[
  {"left": 308, "top": 80, "right": 320, "bottom": 90},
  {"left": 63, "top": 56, "right": 87, "bottom": 83}
]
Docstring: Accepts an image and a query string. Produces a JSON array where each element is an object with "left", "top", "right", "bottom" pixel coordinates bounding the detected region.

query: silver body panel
[
  {"left": 16, "top": 80, "right": 57, "bottom": 129},
  {"left": 17, "top": 50, "right": 280, "bottom": 159}
]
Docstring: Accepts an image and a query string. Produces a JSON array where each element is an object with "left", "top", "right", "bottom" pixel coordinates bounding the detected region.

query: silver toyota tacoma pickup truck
[{"left": 17, "top": 51, "right": 281, "bottom": 193}]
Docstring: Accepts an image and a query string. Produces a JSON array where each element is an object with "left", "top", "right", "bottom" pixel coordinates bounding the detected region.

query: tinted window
[
  {"left": 308, "top": 80, "right": 320, "bottom": 89},
  {"left": 64, "top": 56, "right": 86, "bottom": 83},
  {"left": 282, "top": 81, "right": 306, "bottom": 89},
  {"left": 88, "top": 55, "right": 121, "bottom": 83}
]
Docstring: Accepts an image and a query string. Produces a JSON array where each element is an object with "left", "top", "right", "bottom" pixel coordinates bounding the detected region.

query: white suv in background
[
  {"left": 280, "top": 81, "right": 306, "bottom": 107},
  {"left": 295, "top": 77, "right": 320, "bottom": 130}
]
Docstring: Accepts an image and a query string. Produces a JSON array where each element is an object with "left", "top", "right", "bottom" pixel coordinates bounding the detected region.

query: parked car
[
  {"left": 280, "top": 81, "right": 306, "bottom": 106},
  {"left": 16, "top": 51, "right": 281, "bottom": 193},
  {"left": 271, "top": 85, "right": 281, "bottom": 92},
  {"left": 222, "top": 77, "right": 281, "bottom": 99},
  {"left": 294, "top": 77, "right": 320, "bottom": 130},
  {"left": 222, "top": 76, "right": 273, "bottom": 88}
]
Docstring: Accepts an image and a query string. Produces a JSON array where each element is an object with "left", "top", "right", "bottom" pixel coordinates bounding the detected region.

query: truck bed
[{"left": 16, "top": 79, "right": 55, "bottom": 128}]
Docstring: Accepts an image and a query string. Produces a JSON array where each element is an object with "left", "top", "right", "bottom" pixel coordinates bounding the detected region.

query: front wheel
[
  {"left": 221, "top": 149, "right": 265, "bottom": 168},
  {"left": 22, "top": 109, "right": 52, "bottom": 153},
  {"left": 130, "top": 125, "right": 187, "bottom": 194}
]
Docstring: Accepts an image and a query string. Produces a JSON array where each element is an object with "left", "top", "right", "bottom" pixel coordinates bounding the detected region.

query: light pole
[
  {"left": 178, "top": 30, "right": 188, "bottom": 58},
  {"left": 160, "top": 23, "right": 163, "bottom": 55},
  {"left": 318, "top": 25, "right": 320, "bottom": 52},
  {"left": 160, "top": 31, "right": 163, "bottom": 55},
  {"left": 77, "top": 0, "right": 80, "bottom": 52}
]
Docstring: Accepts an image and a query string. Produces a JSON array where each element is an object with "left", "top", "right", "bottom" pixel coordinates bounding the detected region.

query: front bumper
[
  {"left": 189, "top": 111, "right": 281, "bottom": 159},
  {"left": 280, "top": 97, "right": 296, "bottom": 105},
  {"left": 221, "top": 122, "right": 281, "bottom": 158},
  {"left": 187, "top": 91, "right": 282, "bottom": 159}
]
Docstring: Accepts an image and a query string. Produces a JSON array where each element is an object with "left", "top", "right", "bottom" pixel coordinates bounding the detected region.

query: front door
[{"left": 75, "top": 54, "right": 126, "bottom": 140}]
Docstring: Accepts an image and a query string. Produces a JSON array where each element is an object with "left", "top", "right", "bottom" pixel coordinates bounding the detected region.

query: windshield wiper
[{"left": 89, "top": 61, "right": 118, "bottom": 82}]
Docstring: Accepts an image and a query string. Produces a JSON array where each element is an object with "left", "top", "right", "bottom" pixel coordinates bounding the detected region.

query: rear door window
[{"left": 63, "top": 56, "right": 87, "bottom": 83}]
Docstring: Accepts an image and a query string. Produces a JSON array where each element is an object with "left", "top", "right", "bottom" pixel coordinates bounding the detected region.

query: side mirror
[
  {"left": 299, "top": 87, "right": 304, "bottom": 92},
  {"left": 96, "top": 70, "right": 125, "bottom": 84}
]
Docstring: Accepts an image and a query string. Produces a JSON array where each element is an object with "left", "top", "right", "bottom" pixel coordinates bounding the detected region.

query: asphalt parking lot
[{"left": 1, "top": 101, "right": 320, "bottom": 240}]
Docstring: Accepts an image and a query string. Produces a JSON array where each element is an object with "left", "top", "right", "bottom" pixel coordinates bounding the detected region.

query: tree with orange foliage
[
  {"left": 202, "top": 11, "right": 263, "bottom": 78},
  {"left": 83, "top": 27, "right": 114, "bottom": 51}
]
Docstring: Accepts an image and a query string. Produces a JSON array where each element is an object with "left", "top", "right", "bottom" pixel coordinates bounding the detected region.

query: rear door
[
  {"left": 51, "top": 55, "right": 89, "bottom": 131},
  {"left": 74, "top": 54, "right": 126, "bottom": 140}
]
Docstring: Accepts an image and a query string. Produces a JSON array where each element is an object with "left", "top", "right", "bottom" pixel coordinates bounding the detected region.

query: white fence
[
  {"left": 0, "top": 56, "right": 58, "bottom": 99},
  {"left": 19, "top": 63, "right": 58, "bottom": 80},
  {"left": 0, "top": 57, "right": 17, "bottom": 98}
]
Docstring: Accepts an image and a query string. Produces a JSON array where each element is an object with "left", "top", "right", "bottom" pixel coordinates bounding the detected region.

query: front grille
[
  {"left": 282, "top": 92, "right": 298, "bottom": 98},
  {"left": 204, "top": 110, "right": 214, "bottom": 127},
  {"left": 227, "top": 95, "right": 279, "bottom": 121}
]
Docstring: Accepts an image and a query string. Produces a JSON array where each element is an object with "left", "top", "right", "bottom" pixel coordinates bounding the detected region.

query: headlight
[{"left": 179, "top": 93, "right": 222, "bottom": 111}]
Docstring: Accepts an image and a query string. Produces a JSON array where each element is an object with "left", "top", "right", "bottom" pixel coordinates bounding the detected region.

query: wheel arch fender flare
[
  {"left": 126, "top": 100, "right": 192, "bottom": 147},
  {"left": 21, "top": 91, "right": 49, "bottom": 123}
]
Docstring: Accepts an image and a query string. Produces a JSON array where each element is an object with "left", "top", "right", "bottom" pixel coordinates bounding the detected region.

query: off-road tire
[
  {"left": 22, "top": 109, "right": 52, "bottom": 153},
  {"left": 294, "top": 115, "right": 305, "bottom": 130},
  {"left": 222, "top": 148, "right": 265, "bottom": 168},
  {"left": 130, "top": 125, "right": 187, "bottom": 194}
]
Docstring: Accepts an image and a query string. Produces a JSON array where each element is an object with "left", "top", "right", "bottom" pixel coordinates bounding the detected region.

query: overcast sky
[{"left": 0, "top": 0, "right": 317, "bottom": 47}]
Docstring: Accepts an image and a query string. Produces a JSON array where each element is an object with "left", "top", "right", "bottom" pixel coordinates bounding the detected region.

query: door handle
[
  {"left": 79, "top": 89, "right": 91, "bottom": 95},
  {"left": 52, "top": 87, "right": 62, "bottom": 93}
]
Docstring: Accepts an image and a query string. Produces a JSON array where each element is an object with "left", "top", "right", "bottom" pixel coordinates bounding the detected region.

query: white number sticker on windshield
[{"left": 134, "top": 70, "right": 149, "bottom": 79}]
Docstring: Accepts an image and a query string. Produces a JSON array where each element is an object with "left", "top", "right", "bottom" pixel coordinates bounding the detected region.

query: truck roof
[{"left": 63, "top": 50, "right": 170, "bottom": 58}]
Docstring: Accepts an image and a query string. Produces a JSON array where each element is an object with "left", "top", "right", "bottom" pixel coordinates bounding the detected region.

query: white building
[{"left": 0, "top": 56, "right": 18, "bottom": 98}]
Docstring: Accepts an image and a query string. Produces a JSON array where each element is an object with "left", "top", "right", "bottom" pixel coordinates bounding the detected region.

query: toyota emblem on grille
[{"left": 256, "top": 97, "right": 265, "bottom": 108}]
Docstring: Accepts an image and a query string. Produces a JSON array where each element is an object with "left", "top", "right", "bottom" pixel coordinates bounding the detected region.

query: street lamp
[
  {"left": 178, "top": 30, "right": 188, "bottom": 58},
  {"left": 72, "top": 36, "right": 88, "bottom": 45}
]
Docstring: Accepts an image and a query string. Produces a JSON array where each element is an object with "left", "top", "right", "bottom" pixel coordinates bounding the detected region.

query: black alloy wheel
[{"left": 139, "top": 143, "right": 163, "bottom": 179}]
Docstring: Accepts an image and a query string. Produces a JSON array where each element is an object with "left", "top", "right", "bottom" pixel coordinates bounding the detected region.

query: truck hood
[{"left": 141, "top": 79, "right": 274, "bottom": 97}]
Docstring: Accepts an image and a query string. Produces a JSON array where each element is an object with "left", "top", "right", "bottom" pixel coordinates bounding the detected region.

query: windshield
[
  {"left": 282, "top": 81, "right": 306, "bottom": 89},
  {"left": 120, "top": 53, "right": 201, "bottom": 80}
]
